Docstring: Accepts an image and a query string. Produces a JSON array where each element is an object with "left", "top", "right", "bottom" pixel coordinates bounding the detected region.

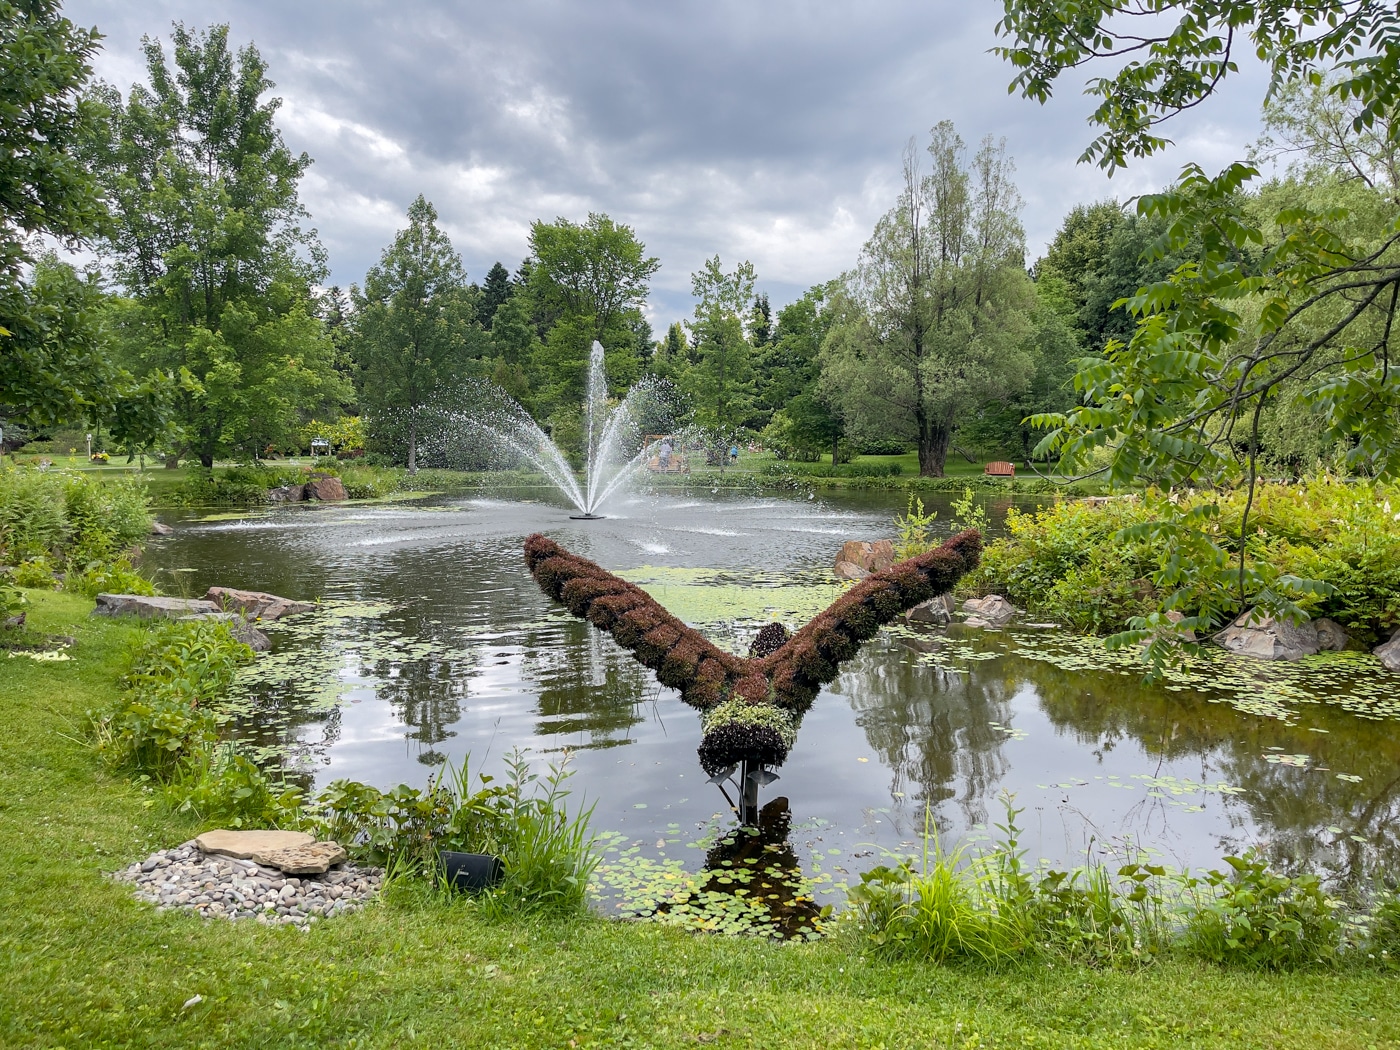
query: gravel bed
[{"left": 112, "top": 842, "right": 383, "bottom": 930}]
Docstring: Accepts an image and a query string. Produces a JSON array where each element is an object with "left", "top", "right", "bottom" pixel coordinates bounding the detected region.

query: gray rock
[
  {"left": 907, "top": 593, "right": 955, "bottom": 625},
  {"left": 267, "top": 484, "right": 305, "bottom": 502},
  {"left": 1374, "top": 628, "right": 1400, "bottom": 672},
  {"left": 959, "top": 595, "right": 1018, "bottom": 627},
  {"left": 1214, "top": 609, "right": 1320, "bottom": 661},
  {"left": 195, "top": 829, "right": 314, "bottom": 859},
  {"left": 149, "top": 520, "right": 174, "bottom": 536},
  {"left": 228, "top": 620, "right": 272, "bottom": 652},
  {"left": 1313, "top": 617, "right": 1351, "bottom": 652},
  {"left": 93, "top": 594, "right": 221, "bottom": 619}
]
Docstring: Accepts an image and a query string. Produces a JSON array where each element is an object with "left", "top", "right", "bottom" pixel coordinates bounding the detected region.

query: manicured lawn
[{"left": 2, "top": 590, "right": 1397, "bottom": 1049}]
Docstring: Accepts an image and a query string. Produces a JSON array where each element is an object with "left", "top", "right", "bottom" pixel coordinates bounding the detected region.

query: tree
[
  {"left": 997, "top": 0, "right": 1400, "bottom": 652},
  {"left": 525, "top": 213, "right": 659, "bottom": 413},
  {"left": 352, "top": 195, "right": 482, "bottom": 472},
  {"left": 0, "top": 1, "right": 134, "bottom": 435},
  {"left": 479, "top": 261, "right": 513, "bottom": 329},
  {"left": 822, "top": 124, "right": 1036, "bottom": 476},
  {"left": 755, "top": 283, "right": 844, "bottom": 461},
  {"left": 683, "top": 256, "right": 758, "bottom": 436},
  {"left": 84, "top": 23, "right": 347, "bottom": 466}
]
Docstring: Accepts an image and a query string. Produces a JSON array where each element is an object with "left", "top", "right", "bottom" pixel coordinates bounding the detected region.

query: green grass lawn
[{"left": 3, "top": 592, "right": 1397, "bottom": 1048}]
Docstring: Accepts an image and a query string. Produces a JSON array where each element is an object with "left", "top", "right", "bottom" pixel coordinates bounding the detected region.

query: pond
[{"left": 147, "top": 487, "right": 1400, "bottom": 927}]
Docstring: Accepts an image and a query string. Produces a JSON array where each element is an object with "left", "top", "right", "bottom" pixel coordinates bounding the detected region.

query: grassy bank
[{"left": 2, "top": 592, "right": 1398, "bottom": 1048}]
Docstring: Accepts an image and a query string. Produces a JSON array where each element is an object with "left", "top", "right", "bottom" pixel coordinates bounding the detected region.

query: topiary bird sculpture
[{"left": 524, "top": 529, "right": 981, "bottom": 778}]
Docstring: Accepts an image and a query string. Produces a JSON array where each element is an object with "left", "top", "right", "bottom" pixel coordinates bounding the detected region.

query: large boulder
[
  {"left": 268, "top": 484, "right": 305, "bottom": 502},
  {"left": 194, "top": 829, "right": 313, "bottom": 859},
  {"left": 1214, "top": 609, "right": 1320, "bottom": 661},
  {"left": 93, "top": 594, "right": 219, "bottom": 619},
  {"left": 304, "top": 475, "right": 347, "bottom": 501},
  {"left": 907, "top": 593, "right": 955, "bottom": 625},
  {"left": 959, "top": 595, "right": 1018, "bottom": 627},
  {"left": 149, "top": 520, "right": 174, "bottom": 536},
  {"left": 834, "top": 539, "right": 896, "bottom": 574},
  {"left": 1374, "top": 628, "right": 1400, "bottom": 672},
  {"left": 1313, "top": 617, "right": 1352, "bottom": 652},
  {"left": 204, "top": 586, "right": 314, "bottom": 622}
]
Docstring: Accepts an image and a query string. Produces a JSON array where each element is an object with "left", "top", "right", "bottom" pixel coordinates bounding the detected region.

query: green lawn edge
[{"left": 1, "top": 590, "right": 1395, "bottom": 1049}]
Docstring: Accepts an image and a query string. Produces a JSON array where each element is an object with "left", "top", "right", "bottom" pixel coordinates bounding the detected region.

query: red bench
[{"left": 984, "top": 461, "right": 1015, "bottom": 478}]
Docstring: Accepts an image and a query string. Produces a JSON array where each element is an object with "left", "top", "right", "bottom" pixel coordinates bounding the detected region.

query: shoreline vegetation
[
  {"left": 2, "top": 592, "right": 1400, "bottom": 1048},
  {"left": 4, "top": 464, "right": 1400, "bottom": 1045}
]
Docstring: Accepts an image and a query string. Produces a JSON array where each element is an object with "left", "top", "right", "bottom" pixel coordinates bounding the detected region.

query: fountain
[{"left": 455, "top": 340, "right": 660, "bottom": 519}]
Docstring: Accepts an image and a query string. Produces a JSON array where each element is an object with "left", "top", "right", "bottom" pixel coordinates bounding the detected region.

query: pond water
[{"left": 147, "top": 487, "right": 1400, "bottom": 923}]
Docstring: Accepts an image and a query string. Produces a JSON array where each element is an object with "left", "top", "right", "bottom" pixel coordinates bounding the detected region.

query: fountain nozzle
[{"left": 569, "top": 513, "right": 605, "bottom": 520}]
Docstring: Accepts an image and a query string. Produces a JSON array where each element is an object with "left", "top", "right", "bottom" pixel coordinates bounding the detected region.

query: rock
[
  {"left": 268, "top": 484, "right": 305, "bottom": 502},
  {"left": 1375, "top": 628, "right": 1400, "bottom": 672},
  {"left": 150, "top": 520, "right": 174, "bottom": 536},
  {"left": 93, "top": 594, "right": 220, "bottom": 619},
  {"left": 834, "top": 560, "right": 869, "bottom": 581},
  {"left": 1213, "top": 609, "right": 1320, "bottom": 661},
  {"left": 963, "top": 615, "right": 993, "bottom": 629},
  {"left": 204, "top": 587, "right": 314, "bottom": 621},
  {"left": 834, "top": 539, "right": 896, "bottom": 574},
  {"left": 195, "top": 829, "right": 313, "bottom": 860},
  {"left": 228, "top": 620, "right": 272, "bottom": 652},
  {"left": 1313, "top": 617, "right": 1351, "bottom": 652},
  {"left": 907, "top": 593, "right": 955, "bottom": 625},
  {"left": 253, "top": 841, "right": 348, "bottom": 875},
  {"left": 959, "top": 595, "right": 1018, "bottom": 627},
  {"left": 304, "top": 476, "right": 347, "bottom": 501}
]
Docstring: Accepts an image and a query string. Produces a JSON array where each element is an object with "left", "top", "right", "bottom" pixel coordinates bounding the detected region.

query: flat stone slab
[
  {"left": 94, "top": 594, "right": 220, "bottom": 619},
  {"left": 253, "top": 841, "right": 348, "bottom": 874},
  {"left": 204, "top": 587, "right": 315, "bottom": 621},
  {"left": 195, "top": 829, "right": 313, "bottom": 859},
  {"left": 960, "top": 595, "right": 1018, "bottom": 627}
]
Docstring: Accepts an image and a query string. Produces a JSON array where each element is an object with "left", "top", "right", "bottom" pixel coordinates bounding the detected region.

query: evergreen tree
[
  {"left": 479, "top": 261, "right": 512, "bottom": 329},
  {"left": 352, "top": 195, "right": 483, "bottom": 472}
]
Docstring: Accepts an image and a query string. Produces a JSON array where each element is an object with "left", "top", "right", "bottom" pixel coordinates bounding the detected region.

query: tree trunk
[
  {"left": 407, "top": 416, "right": 418, "bottom": 475},
  {"left": 831, "top": 432, "right": 840, "bottom": 466},
  {"left": 164, "top": 455, "right": 180, "bottom": 470}
]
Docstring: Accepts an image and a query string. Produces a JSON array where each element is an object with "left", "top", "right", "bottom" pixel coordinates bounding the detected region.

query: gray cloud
[{"left": 66, "top": 0, "right": 1271, "bottom": 326}]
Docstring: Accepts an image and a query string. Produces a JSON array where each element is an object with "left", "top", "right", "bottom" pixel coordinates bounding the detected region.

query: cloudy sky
[{"left": 65, "top": 0, "right": 1271, "bottom": 328}]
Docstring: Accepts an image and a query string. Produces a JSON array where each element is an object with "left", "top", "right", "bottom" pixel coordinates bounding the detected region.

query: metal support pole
[{"left": 739, "top": 757, "right": 760, "bottom": 827}]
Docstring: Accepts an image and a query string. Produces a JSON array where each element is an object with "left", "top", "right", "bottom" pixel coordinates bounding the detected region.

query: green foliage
[
  {"left": 1184, "top": 851, "right": 1343, "bottom": 970},
  {"left": 893, "top": 495, "right": 938, "bottom": 560},
  {"left": 0, "top": 466, "right": 153, "bottom": 593},
  {"left": 822, "top": 124, "right": 1037, "bottom": 477},
  {"left": 166, "top": 745, "right": 304, "bottom": 829},
  {"left": 967, "top": 477, "right": 1400, "bottom": 641},
  {"left": 91, "top": 617, "right": 255, "bottom": 776},
  {"left": 305, "top": 751, "right": 598, "bottom": 917},
  {"left": 1366, "top": 892, "right": 1400, "bottom": 969},
  {"left": 85, "top": 24, "right": 349, "bottom": 467},
  {"left": 352, "top": 195, "right": 485, "bottom": 471}
]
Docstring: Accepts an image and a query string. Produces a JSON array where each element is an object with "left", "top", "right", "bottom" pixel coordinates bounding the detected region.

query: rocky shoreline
[{"left": 112, "top": 842, "right": 383, "bottom": 930}]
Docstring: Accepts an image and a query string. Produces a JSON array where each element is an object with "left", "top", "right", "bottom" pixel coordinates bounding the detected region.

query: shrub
[
  {"left": 92, "top": 618, "right": 255, "bottom": 775},
  {"left": 1184, "top": 851, "right": 1343, "bottom": 970},
  {"left": 961, "top": 476, "right": 1400, "bottom": 640}
]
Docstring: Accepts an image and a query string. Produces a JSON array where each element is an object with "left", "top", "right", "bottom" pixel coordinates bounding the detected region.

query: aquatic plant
[{"left": 524, "top": 528, "right": 982, "bottom": 776}]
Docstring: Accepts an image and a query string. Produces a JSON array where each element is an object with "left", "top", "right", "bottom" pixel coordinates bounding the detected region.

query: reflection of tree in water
[
  {"left": 838, "top": 635, "right": 1014, "bottom": 830},
  {"left": 367, "top": 655, "right": 473, "bottom": 764},
  {"left": 522, "top": 621, "right": 650, "bottom": 749},
  {"left": 1023, "top": 654, "right": 1400, "bottom": 887}
]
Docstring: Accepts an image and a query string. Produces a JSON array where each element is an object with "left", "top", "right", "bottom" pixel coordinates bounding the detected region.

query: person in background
[
  {"left": 729, "top": 444, "right": 738, "bottom": 463},
  {"left": 659, "top": 439, "right": 672, "bottom": 471}
]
